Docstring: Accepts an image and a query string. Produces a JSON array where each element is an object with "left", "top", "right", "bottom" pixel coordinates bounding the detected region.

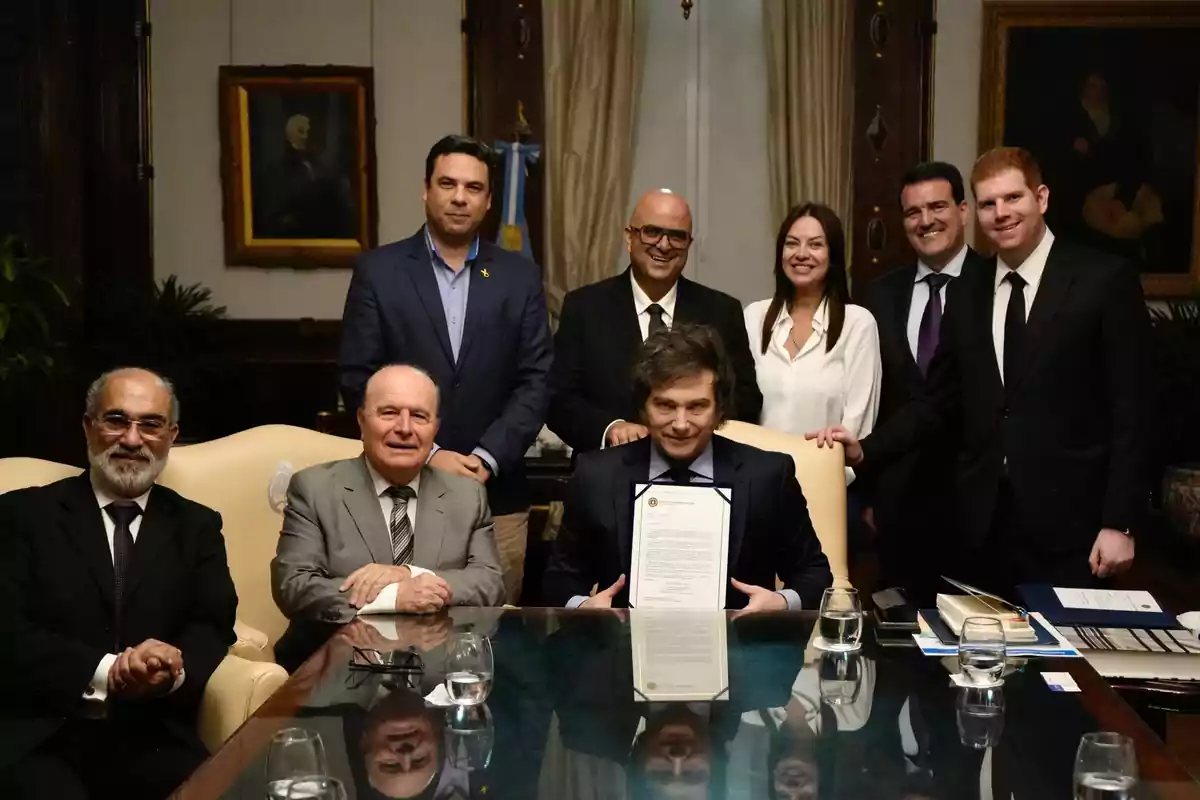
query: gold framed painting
[
  {"left": 979, "top": 2, "right": 1200, "bottom": 296},
  {"left": 218, "top": 66, "right": 377, "bottom": 269}
]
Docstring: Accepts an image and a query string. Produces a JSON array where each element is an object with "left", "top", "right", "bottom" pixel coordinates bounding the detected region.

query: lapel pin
[{"left": 480, "top": 268, "right": 490, "bottom": 278}]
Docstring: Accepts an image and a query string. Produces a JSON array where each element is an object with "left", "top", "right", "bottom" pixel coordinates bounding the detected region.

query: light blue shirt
[
  {"left": 568, "top": 439, "right": 801, "bottom": 611},
  {"left": 422, "top": 226, "right": 498, "bottom": 476}
]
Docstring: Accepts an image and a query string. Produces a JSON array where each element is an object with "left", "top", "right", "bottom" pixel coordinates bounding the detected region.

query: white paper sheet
[
  {"left": 630, "top": 610, "right": 729, "bottom": 702},
  {"left": 1053, "top": 588, "right": 1163, "bottom": 614},
  {"left": 629, "top": 483, "right": 731, "bottom": 609}
]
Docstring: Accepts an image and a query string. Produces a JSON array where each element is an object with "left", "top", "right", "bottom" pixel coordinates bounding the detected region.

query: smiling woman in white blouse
[{"left": 743, "top": 203, "right": 882, "bottom": 485}]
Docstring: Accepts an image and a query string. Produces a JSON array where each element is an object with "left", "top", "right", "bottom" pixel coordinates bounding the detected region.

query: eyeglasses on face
[
  {"left": 628, "top": 224, "right": 692, "bottom": 250},
  {"left": 89, "top": 412, "right": 172, "bottom": 440}
]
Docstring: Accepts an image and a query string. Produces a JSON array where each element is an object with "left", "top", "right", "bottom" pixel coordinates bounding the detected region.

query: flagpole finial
[{"left": 682, "top": 0, "right": 693, "bottom": 20}]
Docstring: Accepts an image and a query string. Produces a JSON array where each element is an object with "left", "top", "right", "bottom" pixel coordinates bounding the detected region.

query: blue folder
[
  {"left": 1016, "top": 584, "right": 1178, "bottom": 630},
  {"left": 919, "top": 609, "right": 1059, "bottom": 647}
]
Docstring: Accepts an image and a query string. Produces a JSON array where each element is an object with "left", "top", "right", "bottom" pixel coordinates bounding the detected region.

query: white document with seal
[
  {"left": 630, "top": 609, "right": 729, "bottom": 701},
  {"left": 629, "top": 482, "right": 731, "bottom": 609}
]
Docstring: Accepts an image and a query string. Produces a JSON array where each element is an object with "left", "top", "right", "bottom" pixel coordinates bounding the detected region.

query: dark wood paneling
[
  {"left": 850, "top": 0, "right": 935, "bottom": 292},
  {"left": 465, "top": 0, "right": 546, "bottom": 268}
]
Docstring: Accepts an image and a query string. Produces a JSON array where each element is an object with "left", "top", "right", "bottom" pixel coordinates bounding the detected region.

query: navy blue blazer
[{"left": 338, "top": 228, "right": 553, "bottom": 514}]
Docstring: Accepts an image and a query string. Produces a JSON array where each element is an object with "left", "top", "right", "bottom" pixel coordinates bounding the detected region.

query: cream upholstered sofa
[
  {"left": 0, "top": 457, "right": 288, "bottom": 751},
  {"left": 716, "top": 420, "right": 850, "bottom": 586},
  {"left": 158, "top": 425, "right": 363, "bottom": 650}
]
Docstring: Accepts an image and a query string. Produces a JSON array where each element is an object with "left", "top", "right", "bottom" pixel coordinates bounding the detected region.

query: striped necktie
[{"left": 383, "top": 485, "right": 416, "bottom": 565}]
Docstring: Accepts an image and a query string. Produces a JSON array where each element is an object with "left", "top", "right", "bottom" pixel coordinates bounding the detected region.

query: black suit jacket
[
  {"left": 0, "top": 474, "right": 238, "bottom": 767},
  {"left": 338, "top": 228, "right": 554, "bottom": 514},
  {"left": 547, "top": 269, "right": 762, "bottom": 452},
  {"left": 862, "top": 238, "right": 1153, "bottom": 553},
  {"left": 858, "top": 249, "right": 988, "bottom": 537},
  {"left": 542, "top": 437, "right": 832, "bottom": 609}
]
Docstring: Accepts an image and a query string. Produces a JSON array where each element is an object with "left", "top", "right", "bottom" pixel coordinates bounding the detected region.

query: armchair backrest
[
  {"left": 158, "top": 424, "right": 362, "bottom": 646},
  {"left": 715, "top": 420, "right": 849, "bottom": 584},
  {"left": 0, "top": 457, "right": 83, "bottom": 494}
]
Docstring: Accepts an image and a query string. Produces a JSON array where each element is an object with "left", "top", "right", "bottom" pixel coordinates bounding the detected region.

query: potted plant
[
  {"left": 1151, "top": 298, "right": 1200, "bottom": 542},
  {"left": 0, "top": 234, "right": 70, "bottom": 387}
]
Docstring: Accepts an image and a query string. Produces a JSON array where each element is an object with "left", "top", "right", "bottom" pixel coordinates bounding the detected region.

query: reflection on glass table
[{"left": 175, "top": 608, "right": 1199, "bottom": 800}]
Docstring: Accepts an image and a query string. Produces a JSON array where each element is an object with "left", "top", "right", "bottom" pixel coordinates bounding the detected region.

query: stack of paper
[{"left": 912, "top": 611, "right": 1081, "bottom": 658}]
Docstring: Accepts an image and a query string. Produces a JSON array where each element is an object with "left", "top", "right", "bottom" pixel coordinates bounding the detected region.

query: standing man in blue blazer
[{"left": 339, "top": 135, "right": 553, "bottom": 605}]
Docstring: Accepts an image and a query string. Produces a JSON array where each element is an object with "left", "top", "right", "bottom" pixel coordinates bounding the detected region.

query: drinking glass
[
  {"left": 956, "top": 685, "right": 1005, "bottom": 749},
  {"left": 285, "top": 776, "right": 347, "bottom": 800},
  {"left": 818, "top": 587, "right": 864, "bottom": 651},
  {"left": 265, "top": 728, "right": 327, "bottom": 799},
  {"left": 818, "top": 650, "right": 863, "bottom": 706},
  {"left": 445, "top": 702, "right": 495, "bottom": 771},
  {"left": 445, "top": 632, "right": 495, "bottom": 706},
  {"left": 958, "top": 617, "right": 1006, "bottom": 686},
  {"left": 1074, "top": 732, "right": 1137, "bottom": 799}
]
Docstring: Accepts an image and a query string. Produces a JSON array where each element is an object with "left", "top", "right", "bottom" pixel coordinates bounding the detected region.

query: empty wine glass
[
  {"left": 1074, "top": 732, "right": 1137, "bottom": 799},
  {"left": 956, "top": 685, "right": 1005, "bottom": 749},
  {"left": 445, "top": 632, "right": 494, "bottom": 706},
  {"left": 818, "top": 587, "right": 864, "bottom": 651},
  {"left": 958, "top": 617, "right": 1006, "bottom": 686},
  {"left": 285, "top": 776, "right": 347, "bottom": 800},
  {"left": 265, "top": 728, "right": 327, "bottom": 799}
]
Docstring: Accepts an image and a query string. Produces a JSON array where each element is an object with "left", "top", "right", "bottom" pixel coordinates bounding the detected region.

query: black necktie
[
  {"left": 915, "top": 272, "right": 952, "bottom": 377},
  {"left": 106, "top": 502, "right": 141, "bottom": 642},
  {"left": 646, "top": 303, "right": 667, "bottom": 338},
  {"left": 1003, "top": 271, "right": 1027, "bottom": 386},
  {"left": 666, "top": 465, "right": 694, "bottom": 484},
  {"left": 384, "top": 485, "right": 416, "bottom": 565}
]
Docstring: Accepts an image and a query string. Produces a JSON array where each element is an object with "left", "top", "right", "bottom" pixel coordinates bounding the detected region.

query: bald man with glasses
[{"left": 547, "top": 189, "right": 762, "bottom": 453}]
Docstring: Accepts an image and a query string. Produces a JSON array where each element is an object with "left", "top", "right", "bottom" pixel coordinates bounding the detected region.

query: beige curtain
[
  {"left": 763, "top": 0, "right": 854, "bottom": 226},
  {"left": 543, "top": 0, "right": 641, "bottom": 320}
]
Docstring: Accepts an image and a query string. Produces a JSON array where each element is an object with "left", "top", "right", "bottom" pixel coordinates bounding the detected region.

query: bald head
[
  {"left": 359, "top": 365, "right": 441, "bottom": 483},
  {"left": 625, "top": 190, "right": 694, "bottom": 301},
  {"left": 363, "top": 364, "right": 439, "bottom": 413}
]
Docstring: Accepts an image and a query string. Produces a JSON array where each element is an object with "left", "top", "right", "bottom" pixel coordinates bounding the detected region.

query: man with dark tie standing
[
  {"left": 543, "top": 324, "right": 831, "bottom": 610},
  {"left": 0, "top": 368, "right": 237, "bottom": 799},
  {"left": 339, "top": 135, "right": 553, "bottom": 605},
  {"left": 811, "top": 147, "right": 1152, "bottom": 597},
  {"left": 547, "top": 189, "right": 762, "bottom": 453},
  {"left": 859, "top": 162, "right": 987, "bottom": 603}
]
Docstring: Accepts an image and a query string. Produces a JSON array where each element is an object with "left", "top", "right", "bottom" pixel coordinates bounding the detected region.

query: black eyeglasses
[
  {"left": 89, "top": 413, "right": 172, "bottom": 440},
  {"left": 628, "top": 225, "right": 692, "bottom": 250},
  {"left": 349, "top": 646, "right": 425, "bottom": 676}
]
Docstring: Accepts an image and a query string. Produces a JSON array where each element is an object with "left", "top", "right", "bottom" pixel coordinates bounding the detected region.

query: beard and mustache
[{"left": 89, "top": 441, "right": 167, "bottom": 497}]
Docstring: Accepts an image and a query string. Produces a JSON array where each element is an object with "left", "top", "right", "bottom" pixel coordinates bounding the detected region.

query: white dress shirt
[
  {"left": 743, "top": 298, "right": 882, "bottom": 484},
  {"left": 87, "top": 481, "right": 185, "bottom": 703},
  {"left": 600, "top": 272, "right": 682, "bottom": 447},
  {"left": 357, "top": 460, "right": 433, "bottom": 615},
  {"left": 992, "top": 228, "right": 1055, "bottom": 382},
  {"left": 906, "top": 245, "right": 968, "bottom": 359}
]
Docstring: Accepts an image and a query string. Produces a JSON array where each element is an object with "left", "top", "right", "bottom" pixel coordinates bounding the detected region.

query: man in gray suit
[{"left": 272, "top": 364, "right": 504, "bottom": 667}]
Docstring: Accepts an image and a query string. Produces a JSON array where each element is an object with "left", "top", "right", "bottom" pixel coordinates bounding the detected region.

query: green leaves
[{"left": 0, "top": 235, "right": 70, "bottom": 385}]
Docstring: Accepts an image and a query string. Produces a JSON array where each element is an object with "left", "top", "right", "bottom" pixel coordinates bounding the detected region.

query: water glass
[
  {"left": 1074, "top": 732, "right": 1137, "bottom": 799},
  {"left": 265, "top": 728, "right": 327, "bottom": 799},
  {"left": 445, "top": 702, "right": 495, "bottom": 771},
  {"left": 956, "top": 685, "right": 1005, "bottom": 749},
  {"left": 818, "top": 650, "right": 863, "bottom": 706},
  {"left": 285, "top": 776, "right": 347, "bottom": 800},
  {"left": 958, "top": 617, "right": 1006, "bottom": 686},
  {"left": 445, "top": 632, "right": 495, "bottom": 706},
  {"left": 818, "top": 587, "right": 864, "bottom": 651}
]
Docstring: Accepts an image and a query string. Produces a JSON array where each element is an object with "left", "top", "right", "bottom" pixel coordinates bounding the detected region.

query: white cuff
[
  {"left": 168, "top": 668, "right": 187, "bottom": 695},
  {"left": 601, "top": 420, "right": 624, "bottom": 449},
  {"left": 85, "top": 653, "right": 119, "bottom": 703},
  {"left": 359, "top": 582, "right": 401, "bottom": 615},
  {"left": 566, "top": 595, "right": 589, "bottom": 609}
]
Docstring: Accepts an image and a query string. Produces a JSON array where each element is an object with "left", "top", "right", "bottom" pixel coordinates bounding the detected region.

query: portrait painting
[
  {"left": 979, "top": 2, "right": 1200, "bottom": 295},
  {"left": 219, "top": 66, "right": 377, "bottom": 268}
]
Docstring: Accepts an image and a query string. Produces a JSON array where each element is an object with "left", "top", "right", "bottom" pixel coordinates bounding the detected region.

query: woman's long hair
[{"left": 759, "top": 203, "right": 849, "bottom": 355}]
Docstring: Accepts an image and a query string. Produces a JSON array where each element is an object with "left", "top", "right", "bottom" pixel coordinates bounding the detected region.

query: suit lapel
[
  {"left": 403, "top": 236, "right": 456, "bottom": 367},
  {"left": 412, "top": 466, "right": 447, "bottom": 569},
  {"left": 457, "top": 249, "right": 502, "bottom": 372},
  {"left": 615, "top": 439, "right": 651, "bottom": 570},
  {"left": 612, "top": 268, "right": 645, "bottom": 358},
  {"left": 1011, "top": 244, "right": 1075, "bottom": 393},
  {"left": 713, "top": 438, "right": 748, "bottom": 574},
  {"left": 892, "top": 265, "right": 923, "bottom": 379},
  {"left": 123, "top": 487, "right": 177, "bottom": 604},
  {"left": 60, "top": 474, "right": 115, "bottom": 611},
  {"left": 975, "top": 259, "right": 1007, "bottom": 394},
  {"left": 341, "top": 457, "right": 394, "bottom": 565}
]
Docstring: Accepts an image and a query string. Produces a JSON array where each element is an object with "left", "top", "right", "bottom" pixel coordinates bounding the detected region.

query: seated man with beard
[{"left": 0, "top": 368, "right": 238, "bottom": 799}]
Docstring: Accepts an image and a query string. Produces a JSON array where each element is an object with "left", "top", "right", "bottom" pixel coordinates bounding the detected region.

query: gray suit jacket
[{"left": 271, "top": 457, "right": 504, "bottom": 624}]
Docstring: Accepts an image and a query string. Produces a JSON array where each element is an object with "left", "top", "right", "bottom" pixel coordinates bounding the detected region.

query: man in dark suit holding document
[{"left": 543, "top": 324, "right": 832, "bottom": 610}]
